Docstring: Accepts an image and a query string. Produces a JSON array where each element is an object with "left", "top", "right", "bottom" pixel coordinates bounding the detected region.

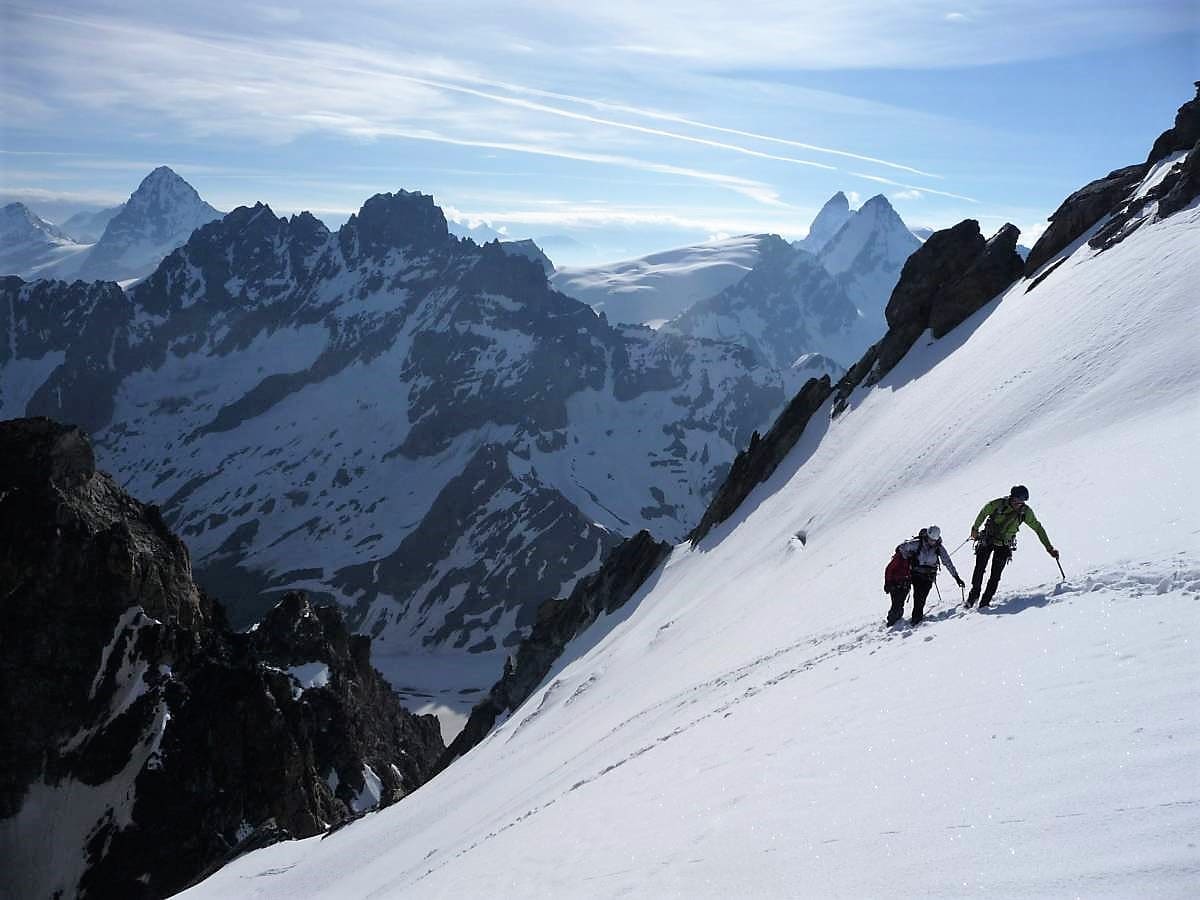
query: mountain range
[
  {"left": 0, "top": 177, "right": 928, "bottom": 730},
  {"left": 1, "top": 190, "right": 816, "bottom": 728},
  {"left": 553, "top": 192, "right": 921, "bottom": 344},
  {"left": 175, "top": 83, "right": 1200, "bottom": 900}
]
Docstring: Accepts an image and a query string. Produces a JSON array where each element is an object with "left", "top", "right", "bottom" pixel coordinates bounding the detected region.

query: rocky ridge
[
  {"left": 0, "top": 418, "right": 443, "bottom": 900},
  {"left": 0, "top": 190, "right": 797, "bottom": 698},
  {"left": 1024, "top": 83, "right": 1200, "bottom": 277}
]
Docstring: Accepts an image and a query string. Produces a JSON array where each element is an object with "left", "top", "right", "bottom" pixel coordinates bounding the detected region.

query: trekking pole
[
  {"left": 1055, "top": 557, "right": 1066, "bottom": 582},
  {"left": 932, "top": 580, "right": 943, "bottom": 609}
]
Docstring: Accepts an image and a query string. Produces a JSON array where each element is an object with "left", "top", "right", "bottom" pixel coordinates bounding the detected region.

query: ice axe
[{"left": 1054, "top": 555, "right": 1066, "bottom": 582}]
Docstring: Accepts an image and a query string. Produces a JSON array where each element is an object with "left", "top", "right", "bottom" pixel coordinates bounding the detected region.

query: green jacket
[{"left": 973, "top": 498, "right": 1053, "bottom": 550}]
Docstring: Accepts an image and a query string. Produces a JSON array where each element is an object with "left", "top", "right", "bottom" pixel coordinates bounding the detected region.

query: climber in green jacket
[{"left": 966, "top": 485, "right": 1059, "bottom": 608}]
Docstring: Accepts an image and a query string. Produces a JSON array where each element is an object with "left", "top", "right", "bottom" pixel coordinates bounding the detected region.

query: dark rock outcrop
[
  {"left": 1024, "top": 84, "right": 1200, "bottom": 277},
  {"left": 1087, "top": 143, "right": 1200, "bottom": 253},
  {"left": 0, "top": 418, "right": 443, "bottom": 900},
  {"left": 436, "top": 530, "right": 671, "bottom": 769},
  {"left": 1022, "top": 165, "right": 1147, "bottom": 276},
  {"left": 1156, "top": 140, "right": 1200, "bottom": 219},
  {"left": 1146, "top": 81, "right": 1200, "bottom": 165},
  {"left": 689, "top": 376, "right": 833, "bottom": 543},
  {"left": 849, "top": 220, "right": 1021, "bottom": 393}
]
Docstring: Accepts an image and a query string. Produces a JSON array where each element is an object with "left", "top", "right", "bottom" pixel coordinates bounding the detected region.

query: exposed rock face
[
  {"left": 868, "top": 220, "right": 1021, "bottom": 382},
  {"left": 1022, "top": 165, "right": 1147, "bottom": 276},
  {"left": 0, "top": 418, "right": 442, "bottom": 900},
  {"left": 1146, "top": 82, "right": 1200, "bottom": 165},
  {"left": 436, "top": 530, "right": 672, "bottom": 768},
  {"left": 689, "top": 376, "right": 833, "bottom": 543},
  {"left": 1155, "top": 140, "right": 1200, "bottom": 218},
  {"left": 1026, "top": 84, "right": 1200, "bottom": 275}
]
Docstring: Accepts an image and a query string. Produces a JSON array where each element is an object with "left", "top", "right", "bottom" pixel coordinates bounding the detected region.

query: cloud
[
  {"left": 443, "top": 201, "right": 811, "bottom": 237},
  {"left": 891, "top": 189, "right": 924, "bottom": 201},
  {"left": 0, "top": 186, "right": 128, "bottom": 206},
  {"left": 252, "top": 5, "right": 303, "bottom": 24},
  {"left": 5, "top": 6, "right": 983, "bottom": 210},
  {"left": 945, "top": 12, "right": 969, "bottom": 23}
]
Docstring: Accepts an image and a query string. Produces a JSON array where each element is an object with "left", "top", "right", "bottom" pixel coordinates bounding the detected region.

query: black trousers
[
  {"left": 886, "top": 574, "right": 934, "bottom": 625},
  {"left": 969, "top": 545, "right": 1011, "bottom": 605}
]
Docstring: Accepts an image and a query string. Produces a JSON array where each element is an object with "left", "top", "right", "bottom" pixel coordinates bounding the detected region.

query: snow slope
[
  {"left": 0, "top": 202, "right": 90, "bottom": 278},
  {"left": 552, "top": 235, "right": 765, "bottom": 326},
  {"left": 181, "top": 143, "right": 1200, "bottom": 895}
]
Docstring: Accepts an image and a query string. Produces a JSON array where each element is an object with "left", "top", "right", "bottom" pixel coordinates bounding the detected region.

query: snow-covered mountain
[
  {"left": 660, "top": 234, "right": 867, "bottom": 370},
  {"left": 793, "top": 189, "right": 852, "bottom": 253},
  {"left": 447, "top": 217, "right": 505, "bottom": 243},
  {"left": 818, "top": 193, "right": 923, "bottom": 329},
  {"left": 551, "top": 234, "right": 766, "bottom": 326},
  {"left": 1, "top": 190, "right": 799, "bottom": 727},
  {"left": 66, "top": 166, "right": 223, "bottom": 283},
  {"left": 2, "top": 168, "right": 221, "bottom": 285},
  {"left": 180, "top": 88, "right": 1200, "bottom": 899},
  {"left": 60, "top": 203, "right": 125, "bottom": 243},
  {"left": 0, "top": 202, "right": 90, "bottom": 278}
]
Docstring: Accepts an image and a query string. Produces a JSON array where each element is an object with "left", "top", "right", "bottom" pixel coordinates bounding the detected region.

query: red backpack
[{"left": 883, "top": 550, "right": 911, "bottom": 592}]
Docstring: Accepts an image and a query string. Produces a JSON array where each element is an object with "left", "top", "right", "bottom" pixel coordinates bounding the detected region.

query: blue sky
[{"left": 1, "top": 1, "right": 1196, "bottom": 264}]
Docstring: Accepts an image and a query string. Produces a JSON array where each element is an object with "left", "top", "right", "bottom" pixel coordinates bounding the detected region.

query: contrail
[
  {"left": 848, "top": 172, "right": 978, "bottom": 203},
  {"left": 426, "top": 74, "right": 943, "bottom": 179}
]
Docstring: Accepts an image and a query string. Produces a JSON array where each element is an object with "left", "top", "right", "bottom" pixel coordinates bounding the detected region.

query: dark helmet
[{"left": 1010, "top": 485, "right": 1030, "bottom": 501}]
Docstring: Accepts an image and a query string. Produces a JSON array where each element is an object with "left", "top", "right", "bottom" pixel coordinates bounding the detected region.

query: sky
[{"left": 1, "top": 1, "right": 1196, "bottom": 264}]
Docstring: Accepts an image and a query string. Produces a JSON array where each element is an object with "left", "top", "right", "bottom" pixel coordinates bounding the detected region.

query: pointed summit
[
  {"left": 796, "top": 192, "right": 852, "bottom": 254},
  {"left": 73, "top": 167, "right": 223, "bottom": 283},
  {"left": 818, "top": 193, "right": 921, "bottom": 329}
]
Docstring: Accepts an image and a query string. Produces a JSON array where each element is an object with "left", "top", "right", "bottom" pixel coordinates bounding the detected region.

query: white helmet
[{"left": 926, "top": 525, "right": 941, "bottom": 541}]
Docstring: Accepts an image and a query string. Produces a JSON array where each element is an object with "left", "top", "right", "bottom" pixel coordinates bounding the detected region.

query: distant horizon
[{"left": 2, "top": 1, "right": 1195, "bottom": 264}]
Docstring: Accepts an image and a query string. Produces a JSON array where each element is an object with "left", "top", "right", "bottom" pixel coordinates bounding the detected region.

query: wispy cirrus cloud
[{"left": 5, "top": 6, "right": 968, "bottom": 208}]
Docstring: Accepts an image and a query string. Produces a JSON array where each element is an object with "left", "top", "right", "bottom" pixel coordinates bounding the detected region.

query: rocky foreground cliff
[{"left": 0, "top": 418, "right": 443, "bottom": 900}]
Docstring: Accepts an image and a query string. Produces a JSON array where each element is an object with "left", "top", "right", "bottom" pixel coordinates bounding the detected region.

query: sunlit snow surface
[
  {"left": 552, "top": 235, "right": 764, "bottom": 326},
  {"left": 181, "top": 193, "right": 1200, "bottom": 894}
]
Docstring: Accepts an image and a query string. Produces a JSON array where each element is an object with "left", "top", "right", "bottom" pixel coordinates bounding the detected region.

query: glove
[
  {"left": 969, "top": 528, "right": 978, "bottom": 541},
  {"left": 1048, "top": 547, "right": 1060, "bottom": 559}
]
